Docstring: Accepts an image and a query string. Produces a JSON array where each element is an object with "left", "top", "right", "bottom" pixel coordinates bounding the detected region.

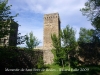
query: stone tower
[
  {"left": 43, "top": 13, "right": 61, "bottom": 64},
  {"left": 43, "top": 13, "right": 60, "bottom": 50}
]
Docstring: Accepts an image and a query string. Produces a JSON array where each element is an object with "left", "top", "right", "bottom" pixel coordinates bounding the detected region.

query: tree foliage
[
  {"left": 51, "top": 34, "right": 60, "bottom": 49},
  {"left": 51, "top": 25, "right": 77, "bottom": 68},
  {"left": 78, "top": 28, "right": 100, "bottom": 65},
  {"left": 0, "top": 0, "right": 25, "bottom": 46},
  {"left": 80, "top": 0, "right": 100, "bottom": 45},
  {"left": 61, "top": 25, "right": 76, "bottom": 49},
  {"left": 25, "top": 31, "right": 40, "bottom": 50},
  {"left": 17, "top": 33, "right": 26, "bottom": 45},
  {"left": 0, "top": 0, "right": 18, "bottom": 38},
  {"left": 78, "top": 27, "right": 94, "bottom": 43},
  {"left": 78, "top": 0, "right": 100, "bottom": 66},
  {"left": 51, "top": 34, "right": 63, "bottom": 65},
  {"left": 80, "top": 0, "right": 100, "bottom": 30},
  {"left": 61, "top": 25, "right": 77, "bottom": 68}
]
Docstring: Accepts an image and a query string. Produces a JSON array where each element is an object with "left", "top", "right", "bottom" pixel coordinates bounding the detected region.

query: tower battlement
[
  {"left": 44, "top": 13, "right": 59, "bottom": 18},
  {"left": 44, "top": 13, "right": 60, "bottom": 23}
]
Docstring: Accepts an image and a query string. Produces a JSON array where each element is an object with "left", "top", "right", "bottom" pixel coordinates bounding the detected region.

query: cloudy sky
[{"left": 8, "top": 0, "right": 93, "bottom": 47}]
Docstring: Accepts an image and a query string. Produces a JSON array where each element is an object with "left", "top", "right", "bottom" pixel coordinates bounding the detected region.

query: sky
[{"left": 8, "top": 0, "right": 93, "bottom": 47}]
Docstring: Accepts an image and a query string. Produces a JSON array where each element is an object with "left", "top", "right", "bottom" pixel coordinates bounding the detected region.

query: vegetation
[
  {"left": 25, "top": 31, "right": 40, "bottom": 50},
  {"left": 17, "top": 33, "right": 26, "bottom": 45},
  {"left": 0, "top": 0, "right": 25, "bottom": 46},
  {"left": 0, "top": 0, "right": 18, "bottom": 38},
  {"left": 79, "top": 0, "right": 100, "bottom": 66},
  {"left": 51, "top": 25, "right": 77, "bottom": 69},
  {"left": 80, "top": 0, "right": 100, "bottom": 42},
  {"left": 0, "top": 46, "right": 43, "bottom": 75},
  {"left": 78, "top": 27, "right": 94, "bottom": 43},
  {"left": 80, "top": 0, "right": 100, "bottom": 30}
]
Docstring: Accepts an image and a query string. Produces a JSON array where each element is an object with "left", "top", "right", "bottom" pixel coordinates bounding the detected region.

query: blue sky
[{"left": 8, "top": 0, "right": 93, "bottom": 47}]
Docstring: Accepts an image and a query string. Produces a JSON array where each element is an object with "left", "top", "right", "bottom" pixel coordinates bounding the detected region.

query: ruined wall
[{"left": 43, "top": 50, "right": 54, "bottom": 64}]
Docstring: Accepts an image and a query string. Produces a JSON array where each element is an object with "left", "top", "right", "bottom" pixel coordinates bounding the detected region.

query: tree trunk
[
  {"left": 68, "top": 54, "right": 70, "bottom": 70},
  {"left": 61, "top": 59, "right": 64, "bottom": 70}
]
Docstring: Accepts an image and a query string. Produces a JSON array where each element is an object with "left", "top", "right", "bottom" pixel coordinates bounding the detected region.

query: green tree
[
  {"left": 51, "top": 25, "right": 77, "bottom": 69},
  {"left": 17, "top": 33, "right": 26, "bottom": 45},
  {"left": 78, "top": 27, "right": 100, "bottom": 66},
  {"left": 61, "top": 25, "right": 77, "bottom": 68},
  {"left": 51, "top": 34, "right": 63, "bottom": 66},
  {"left": 78, "top": 27, "right": 94, "bottom": 43},
  {"left": 80, "top": 0, "right": 100, "bottom": 30},
  {"left": 0, "top": 0, "right": 18, "bottom": 38},
  {"left": 25, "top": 31, "right": 40, "bottom": 50},
  {"left": 80, "top": 0, "right": 100, "bottom": 43}
]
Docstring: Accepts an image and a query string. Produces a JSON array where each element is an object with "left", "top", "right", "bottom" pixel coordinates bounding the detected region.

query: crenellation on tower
[{"left": 44, "top": 13, "right": 60, "bottom": 22}]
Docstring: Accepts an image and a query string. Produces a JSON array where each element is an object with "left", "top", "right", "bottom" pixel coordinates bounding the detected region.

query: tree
[
  {"left": 80, "top": 0, "right": 100, "bottom": 30},
  {"left": 51, "top": 25, "right": 77, "bottom": 69},
  {"left": 51, "top": 33, "right": 66, "bottom": 69},
  {"left": 61, "top": 25, "right": 76, "bottom": 48},
  {"left": 78, "top": 27, "right": 94, "bottom": 43},
  {"left": 60, "top": 25, "right": 77, "bottom": 68},
  {"left": 25, "top": 31, "right": 40, "bottom": 50},
  {"left": 0, "top": 0, "right": 18, "bottom": 38},
  {"left": 17, "top": 33, "right": 26, "bottom": 45},
  {"left": 51, "top": 34, "right": 60, "bottom": 50},
  {"left": 80, "top": 0, "right": 100, "bottom": 43},
  {"left": 78, "top": 27, "right": 100, "bottom": 65},
  {"left": 51, "top": 34, "right": 63, "bottom": 66}
]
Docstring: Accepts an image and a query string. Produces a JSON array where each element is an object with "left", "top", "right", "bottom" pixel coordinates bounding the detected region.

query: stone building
[
  {"left": 0, "top": 20, "right": 18, "bottom": 46},
  {"left": 43, "top": 13, "right": 61, "bottom": 50},
  {"left": 42, "top": 13, "right": 61, "bottom": 64}
]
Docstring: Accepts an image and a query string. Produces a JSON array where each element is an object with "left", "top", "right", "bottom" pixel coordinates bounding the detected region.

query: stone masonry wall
[{"left": 42, "top": 13, "right": 60, "bottom": 64}]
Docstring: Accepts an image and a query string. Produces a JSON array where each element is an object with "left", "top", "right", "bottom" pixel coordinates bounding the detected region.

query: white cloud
[{"left": 8, "top": 0, "right": 87, "bottom": 14}]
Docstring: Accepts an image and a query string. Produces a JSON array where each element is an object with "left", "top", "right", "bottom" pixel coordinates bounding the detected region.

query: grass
[
  {"left": 36, "top": 64, "right": 62, "bottom": 75},
  {"left": 35, "top": 64, "right": 73, "bottom": 75},
  {"left": 34, "top": 64, "right": 100, "bottom": 75}
]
